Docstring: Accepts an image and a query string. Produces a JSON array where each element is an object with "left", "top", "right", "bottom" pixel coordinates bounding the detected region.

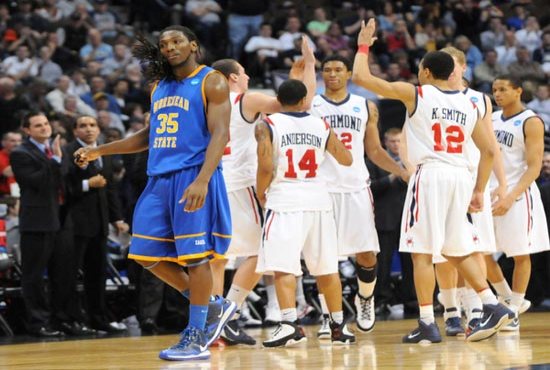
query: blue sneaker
[
  {"left": 500, "top": 312, "right": 520, "bottom": 332},
  {"left": 402, "top": 320, "right": 442, "bottom": 344},
  {"left": 204, "top": 296, "right": 238, "bottom": 346},
  {"left": 445, "top": 317, "right": 465, "bottom": 336},
  {"left": 466, "top": 303, "right": 514, "bottom": 342},
  {"left": 159, "top": 326, "right": 210, "bottom": 361}
]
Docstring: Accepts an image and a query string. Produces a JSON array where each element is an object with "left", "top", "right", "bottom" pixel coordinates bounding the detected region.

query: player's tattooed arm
[
  {"left": 364, "top": 101, "right": 409, "bottom": 182},
  {"left": 327, "top": 128, "right": 353, "bottom": 166},
  {"left": 255, "top": 120, "right": 274, "bottom": 206}
]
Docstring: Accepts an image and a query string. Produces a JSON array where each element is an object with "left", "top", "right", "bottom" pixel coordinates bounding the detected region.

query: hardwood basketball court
[{"left": 1, "top": 313, "right": 549, "bottom": 369}]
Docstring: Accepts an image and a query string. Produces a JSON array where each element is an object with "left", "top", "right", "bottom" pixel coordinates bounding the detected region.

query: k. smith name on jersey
[{"left": 405, "top": 85, "right": 478, "bottom": 168}]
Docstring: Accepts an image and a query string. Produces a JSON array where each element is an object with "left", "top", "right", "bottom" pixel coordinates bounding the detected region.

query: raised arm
[
  {"left": 327, "top": 129, "right": 353, "bottom": 166},
  {"left": 351, "top": 19, "right": 416, "bottom": 112},
  {"left": 243, "top": 35, "right": 317, "bottom": 119},
  {"left": 255, "top": 120, "right": 274, "bottom": 206},
  {"left": 180, "top": 71, "right": 231, "bottom": 212},
  {"left": 364, "top": 101, "right": 407, "bottom": 180},
  {"left": 493, "top": 116, "right": 544, "bottom": 216}
]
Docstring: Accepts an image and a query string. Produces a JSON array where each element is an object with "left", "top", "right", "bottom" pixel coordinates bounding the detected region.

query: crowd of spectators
[{"left": 0, "top": 0, "right": 549, "bottom": 335}]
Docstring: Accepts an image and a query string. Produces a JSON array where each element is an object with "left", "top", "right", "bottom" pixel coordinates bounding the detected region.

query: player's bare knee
[{"left": 356, "top": 252, "right": 376, "bottom": 267}]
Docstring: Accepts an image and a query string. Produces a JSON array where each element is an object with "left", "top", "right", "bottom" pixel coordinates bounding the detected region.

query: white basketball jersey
[
  {"left": 462, "top": 88, "right": 487, "bottom": 172},
  {"left": 405, "top": 85, "right": 478, "bottom": 168},
  {"left": 265, "top": 112, "right": 332, "bottom": 211},
  {"left": 490, "top": 109, "right": 538, "bottom": 188},
  {"left": 310, "top": 94, "right": 370, "bottom": 192},
  {"left": 222, "top": 92, "right": 260, "bottom": 192}
]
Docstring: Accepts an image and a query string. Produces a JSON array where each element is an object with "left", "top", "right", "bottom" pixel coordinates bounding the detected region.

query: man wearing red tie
[{"left": 10, "top": 111, "right": 73, "bottom": 337}]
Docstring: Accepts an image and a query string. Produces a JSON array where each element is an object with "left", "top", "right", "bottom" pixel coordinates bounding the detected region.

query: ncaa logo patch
[
  {"left": 190, "top": 79, "right": 200, "bottom": 85},
  {"left": 514, "top": 120, "right": 522, "bottom": 126},
  {"left": 470, "top": 96, "right": 478, "bottom": 103},
  {"left": 353, "top": 106, "right": 360, "bottom": 113}
]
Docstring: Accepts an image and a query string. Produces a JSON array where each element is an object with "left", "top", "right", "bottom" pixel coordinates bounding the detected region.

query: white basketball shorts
[
  {"left": 330, "top": 188, "right": 380, "bottom": 256},
  {"left": 493, "top": 182, "right": 550, "bottom": 257},
  {"left": 256, "top": 209, "right": 338, "bottom": 276}
]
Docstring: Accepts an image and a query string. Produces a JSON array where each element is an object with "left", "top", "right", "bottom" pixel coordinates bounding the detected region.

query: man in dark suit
[
  {"left": 64, "top": 115, "right": 129, "bottom": 332},
  {"left": 10, "top": 111, "right": 71, "bottom": 337},
  {"left": 366, "top": 127, "right": 416, "bottom": 313}
]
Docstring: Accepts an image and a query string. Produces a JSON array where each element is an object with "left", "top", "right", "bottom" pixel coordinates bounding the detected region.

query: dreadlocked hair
[{"left": 132, "top": 25, "right": 201, "bottom": 82}]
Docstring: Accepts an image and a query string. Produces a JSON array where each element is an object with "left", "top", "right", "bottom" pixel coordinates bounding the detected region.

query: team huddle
[{"left": 74, "top": 19, "right": 549, "bottom": 361}]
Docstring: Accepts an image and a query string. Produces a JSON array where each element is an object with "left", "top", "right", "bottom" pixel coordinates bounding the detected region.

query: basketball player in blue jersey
[
  {"left": 75, "top": 25, "right": 237, "bottom": 361},
  {"left": 352, "top": 19, "right": 513, "bottom": 343}
]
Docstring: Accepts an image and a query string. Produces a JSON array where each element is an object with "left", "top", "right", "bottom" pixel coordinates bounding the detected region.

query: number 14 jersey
[
  {"left": 265, "top": 112, "right": 331, "bottom": 212},
  {"left": 405, "top": 85, "right": 478, "bottom": 168},
  {"left": 310, "top": 94, "right": 369, "bottom": 192}
]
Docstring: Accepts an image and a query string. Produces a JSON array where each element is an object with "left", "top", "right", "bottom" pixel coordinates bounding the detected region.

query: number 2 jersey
[
  {"left": 405, "top": 85, "right": 479, "bottom": 168},
  {"left": 310, "top": 94, "right": 369, "bottom": 192},
  {"left": 490, "top": 109, "right": 539, "bottom": 188},
  {"left": 265, "top": 112, "right": 331, "bottom": 212},
  {"left": 147, "top": 65, "right": 217, "bottom": 176}
]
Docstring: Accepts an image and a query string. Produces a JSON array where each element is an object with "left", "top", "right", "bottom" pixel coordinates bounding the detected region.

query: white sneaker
[
  {"left": 498, "top": 296, "right": 531, "bottom": 315},
  {"left": 264, "top": 305, "right": 281, "bottom": 325},
  {"left": 239, "top": 303, "right": 262, "bottom": 327},
  {"left": 317, "top": 315, "right": 331, "bottom": 340},
  {"left": 355, "top": 293, "right": 375, "bottom": 333},
  {"left": 297, "top": 303, "right": 315, "bottom": 320},
  {"left": 262, "top": 321, "right": 307, "bottom": 348}
]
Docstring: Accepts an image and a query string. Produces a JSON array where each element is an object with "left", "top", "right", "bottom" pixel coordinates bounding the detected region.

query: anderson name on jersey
[{"left": 265, "top": 112, "right": 331, "bottom": 212}]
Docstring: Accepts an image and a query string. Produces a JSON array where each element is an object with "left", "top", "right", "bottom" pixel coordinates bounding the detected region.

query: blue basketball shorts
[{"left": 128, "top": 166, "right": 232, "bottom": 265}]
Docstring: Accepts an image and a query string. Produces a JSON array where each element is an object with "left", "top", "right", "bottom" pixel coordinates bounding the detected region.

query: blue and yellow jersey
[{"left": 147, "top": 65, "right": 217, "bottom": 176}]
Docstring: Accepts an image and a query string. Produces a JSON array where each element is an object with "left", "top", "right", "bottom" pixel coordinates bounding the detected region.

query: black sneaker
[
  {"left": 263, "top": 321, "right": 306, "bottom": 348},
  {"left": 330, "top": 319, "right": 356, "bottom": 345},
  {"left": 445, "top": 317, "right": 465, "bottom": 336},
  {"left": 466, "top": 303, "right": 514, "bottom": 342},
  {"left": 220, "top": 319, "right": 256, "bottom": 345},
  {"left": 402, "top": 320, "right": 442, "bottom": 344}
]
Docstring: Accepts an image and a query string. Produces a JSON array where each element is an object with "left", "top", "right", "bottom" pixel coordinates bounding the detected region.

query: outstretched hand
[
  {"left": 358, "top": 18, "right": 378, "bottom": 47},
  {"left": 74, "top": 146, "right": 100, "bottom": 168}
]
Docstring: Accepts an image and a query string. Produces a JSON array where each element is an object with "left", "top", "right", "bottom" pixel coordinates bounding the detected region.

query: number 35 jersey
[
  {"left": 265, "top": 112, "right": 331, "bottom": 212},
  {"left": 405, "top": 85, "right": 478, "bottom": 168},
  {"left": 147, "top": 65, "right": 217, "bottom": 176},
  {"left": 310, "top": 94, "right": 369, "bottom": 192}
]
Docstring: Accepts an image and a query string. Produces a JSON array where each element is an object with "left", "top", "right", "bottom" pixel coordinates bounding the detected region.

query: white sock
[
  {"left": 439, "top": 288, "right": 458, "bottom": 311},
  {"left": 492, "top": 280, "right": 513, "bottom": 299},
  {"left": 419, "top": 305, "right": 435, "bottom": 325},
  {"left": 296, "top": 277, "right": 307, "bottom": 306},
  {"left": 463, "top": 288, "right": 483, "bottom": 321},
  {"left": 358, "top": 278, "right": 376, "bottom": 298},
  {"left": 318, "top": 294, "right": 329, "bottom": 315},
  {"left": 478, "top": 288, "right": 498, "bottom": 305},
  {"left": 281, "top": 308, "right": 297, "bottom": 322},
  {"left": 330, "top": 311, "right": 343, "bottom": 325},
  {"left": 457, "top": 287, "right": 467, "bottom": 311},
  {"left": 226, "top": 285, "right": 251, "bottom": 321},
  {"left": 509, "top": 292, "right": 525, "bottom": 314},
  {"left": 266, "top": 283, "right": 279, "bottom": 308}
]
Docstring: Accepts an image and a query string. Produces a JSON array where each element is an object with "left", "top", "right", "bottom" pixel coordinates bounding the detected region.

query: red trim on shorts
[
  {"left": 414, "top": 166, "right": 423, "bottom": 222},
  {"left": 525, "top": 189, "right": 531, "bottom": 234},
  {"left": 246, "top": 187, "right": 259, "bottom": 225},
  {"left": 417, "top": 86, "right": 423, "bottom": 98},
  {"left": 265, "top": 212, "right": 275, "bottom": 241}
]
